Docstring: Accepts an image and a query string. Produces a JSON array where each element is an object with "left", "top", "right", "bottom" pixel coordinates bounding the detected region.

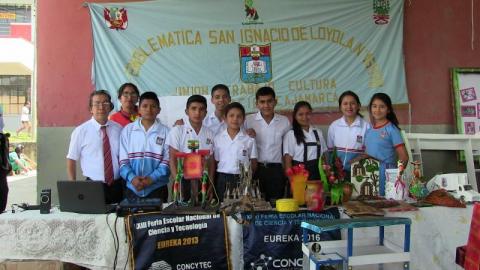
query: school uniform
[
  {"left": 214, "top": 129, "right": 257, "bottom": 201},
  {"left": 119, "top": 118, "right": 170, "bottom": 201},
  {"left": 283, "top": 127, "right": 327, "bottom": 180},
  {"left": 364, "top": 121, "right": 405, "bottom": 196},
  {"left": 165, "top": 119, "right": 215, "bottom": 202},
  {"left": 203, "top": 111, "right": 227, "bottom": 135},
  {"left": 66, "top": 117, "right": 123, "bottom": 203},
  {"left": 245, "top": 112, "right": 290, "bottom": 202},
  {"left": 327, "top": 116, "right": 370, "bottom": 171}
]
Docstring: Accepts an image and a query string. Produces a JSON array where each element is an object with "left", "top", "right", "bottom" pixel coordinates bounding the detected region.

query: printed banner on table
[
  {"left": 243, "top": 208, "right": 340, "bottom": 270},
  {"left": 127, "top": 213, "right": 229, "bottom": 270},
  {"left": 88, "top": 0, "right": 408, "bottom": 112}
]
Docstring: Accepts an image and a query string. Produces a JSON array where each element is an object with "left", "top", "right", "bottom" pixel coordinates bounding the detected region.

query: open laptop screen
[{"left": 57, "top": 180, "right": 114, "bottom": 214}]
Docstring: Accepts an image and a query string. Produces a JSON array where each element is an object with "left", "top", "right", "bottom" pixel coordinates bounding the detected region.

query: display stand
[{"left": 301, "top": 217, "right": 411, "bottom": 270}]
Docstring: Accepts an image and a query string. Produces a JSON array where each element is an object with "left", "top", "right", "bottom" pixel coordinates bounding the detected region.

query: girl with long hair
[
  {"left": 364, "top": 93, "right": 408, "bottom": 196},
  {"left": 327, "top": 91, "right": 370, "bottom": 172},
  {"left": 283, "top": 101, "right": 327, "bottom": 180}
]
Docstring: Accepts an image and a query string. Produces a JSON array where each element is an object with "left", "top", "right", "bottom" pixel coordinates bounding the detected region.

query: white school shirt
[
  {"left": 66, "top": 118, "right": 122, "bottom": 181},
  {"left": 283, "top": 127, "right": 327, "bottom": 162},
  {"left": 165, "top": 119, "right": 215, "bottom": 155},
  {"left": 214, "top": 129, "right": 258, "bottom": 174},
  {"left": 327, "top": 116, "right": 370, "bottom": 153},
  {"left": 203, "top": 111, "right": 227, "bottom": 135},
  {"left": 244, "top": 112, "right": 290, "bottom": 163}
]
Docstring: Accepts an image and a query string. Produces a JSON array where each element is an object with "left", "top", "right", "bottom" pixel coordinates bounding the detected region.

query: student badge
[
  {"left": 356, "top": 135, "right": 363, "bottom": 143},
  {"left": 156, "top": 136, "right": 164, "bottom": 145}
]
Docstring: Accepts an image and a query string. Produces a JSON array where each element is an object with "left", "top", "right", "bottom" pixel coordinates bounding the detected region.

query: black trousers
[
  {"left": 0, "top": 170, "right": 8, "bottom": 213},
  {"left": 124, "top": 185, "right": 168, "bottom": 202},
  {"left": 255, "top": 163, "right": 287, "bottom": 203},
  {"left": 215, "top": 172, "right": 240, "bottom": 202}
]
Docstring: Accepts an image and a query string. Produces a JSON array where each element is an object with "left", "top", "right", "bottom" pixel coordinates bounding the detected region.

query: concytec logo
[
  {"left": 250, "top": 254, "right": 303, "bottom": 269},
  {"left": 250, "top": 254, "right": 272, "bottom": 270},
  {"left": 272, "top": 258, "right": 302, "bottom": 268}
]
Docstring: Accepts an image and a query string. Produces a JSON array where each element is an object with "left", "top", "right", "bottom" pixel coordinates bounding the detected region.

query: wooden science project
[{"left": 172, "top": 140, "right": 210, "bottom": 208}]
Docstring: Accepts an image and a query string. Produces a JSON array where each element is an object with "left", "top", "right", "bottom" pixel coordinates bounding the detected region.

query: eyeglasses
[
  {"left": 122, "top": 93, "right": 138, "bottom": 98},
  {"left": 92, "top": 102, "right": 111, "bottom": 108}
]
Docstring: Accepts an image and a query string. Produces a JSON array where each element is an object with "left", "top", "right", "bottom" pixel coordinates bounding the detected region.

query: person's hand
[
  {"left": 142, "top": 176, "right": 153, "bottom": 187},
  {"left": 246, "top": 128, "right": 256, "bottom": 138},
  {"left": 173, "top": 118, "right": 184, "bottom": 127},
  {"left": 132, "top": 176, "right": 144, "bottom": 191}
]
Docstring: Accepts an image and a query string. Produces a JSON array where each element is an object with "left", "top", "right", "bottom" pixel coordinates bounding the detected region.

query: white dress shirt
[
  {"left": 203, "top": 111, "right": 227, "bottom": 135},
  {"left": 214, "top": 129, "right": 257, "bottom": 174},
  {"left": 66, "top": 118, "right": 122, "bottom": 181},
  {"left": 283, "top": 127, "right": 327, "bottom": 162},
  {"left": 244, "top": 112, "right": 290, "bottom": 163},
  {"left": 165, "top": 118, "right": 215, "bottom": 154}
]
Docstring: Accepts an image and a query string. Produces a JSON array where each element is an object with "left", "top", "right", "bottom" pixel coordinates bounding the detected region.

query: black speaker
[{"left": 40, "top": 189, "right": 51, "bottom": 214}]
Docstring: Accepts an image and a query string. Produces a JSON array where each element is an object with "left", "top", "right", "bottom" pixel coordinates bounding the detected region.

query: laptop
[{"left": 57, "top": 180, "right": 116, "bottom": 214}]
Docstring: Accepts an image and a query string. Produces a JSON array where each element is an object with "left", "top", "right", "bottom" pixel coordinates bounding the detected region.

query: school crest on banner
[{"left": 239, "top": 44, "right": 272, "bottom": 83}]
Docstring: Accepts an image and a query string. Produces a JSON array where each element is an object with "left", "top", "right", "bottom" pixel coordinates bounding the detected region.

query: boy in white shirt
[
  {"left": 214, "top": 102, "right": 257, "bottom": 201},
  {"left": 245, "top": 87, "right": 290, "bottom": 203},
  {"left": 119, "top": 92, "right": 170, "bottom": 201},
  {"left": 175, "top": 84, "right": 231, "bottom": 135},
  {"left": 166, "top": 95, "right": 215, "bottom": 202},
  {"left": 203, "top": 84, "right": 231, "bottom": 135}
]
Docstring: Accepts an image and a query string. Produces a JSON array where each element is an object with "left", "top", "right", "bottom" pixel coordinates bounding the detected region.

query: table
[
  {"left": 342, "top": 206, "right": 473, "bottom": 270},
  {"left": 0, "top": 208, "right": 128, "bottom": 270},
  {"left": 302, "top": 217, "right": 411, "bottom": 270},
  {"left": 0, "top": 206, "right": 474, "bottom": 270}
]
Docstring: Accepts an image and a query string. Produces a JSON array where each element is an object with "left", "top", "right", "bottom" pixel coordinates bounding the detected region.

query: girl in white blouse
[{"left": 283, "top": 101, "right": 327, "bottom": 180}]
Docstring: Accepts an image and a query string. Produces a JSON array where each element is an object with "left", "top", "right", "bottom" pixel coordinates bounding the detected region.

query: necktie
[{"left": 101, "top": 126, "right": 114, "bottom": 186}]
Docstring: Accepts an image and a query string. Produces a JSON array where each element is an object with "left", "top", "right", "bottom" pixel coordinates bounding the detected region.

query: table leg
[
  {"left": 348, "top": 228, "right": 353, "bottom": 257},
  {"left": 379, "top": 226, "right": 384, "bottom": 246},
  {"left": 404, "top": 224, "right": 411, "bottom": 270},
  {"left": 404, "top": 224, "right": 410, "bottom": 252}
]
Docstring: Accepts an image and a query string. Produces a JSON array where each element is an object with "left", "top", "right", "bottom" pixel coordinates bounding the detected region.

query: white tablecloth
[
  {"left": 0, "top": 208, "right": 128, "bottom": 270},
  {"left": 0, "top": 206, "right": 473, "bottom": 270}
]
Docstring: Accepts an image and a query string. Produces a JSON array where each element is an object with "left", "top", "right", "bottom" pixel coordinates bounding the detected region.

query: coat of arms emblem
[
  {"left": 103, "top": 7, "right": 128, "bottom": 30},
  {"left": 239, "top": 44, "right": 272, "bottom": 84},
  {"left": 373, "top": 0, "right": 390, "bottom": 25}
]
